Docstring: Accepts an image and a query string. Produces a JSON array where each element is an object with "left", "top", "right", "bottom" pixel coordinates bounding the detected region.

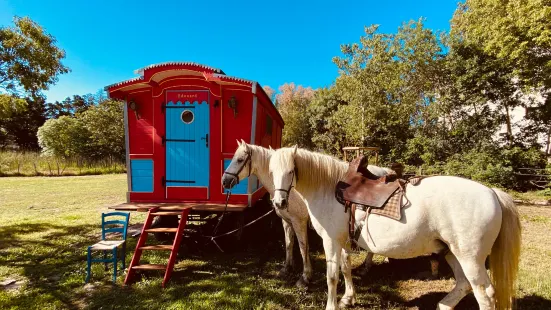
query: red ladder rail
[
  {"left": 162, "top": 208, "right": 190, "bottom": 287},
  {"left": 124, "top": 207, "right": 190, "bottom": 287}
]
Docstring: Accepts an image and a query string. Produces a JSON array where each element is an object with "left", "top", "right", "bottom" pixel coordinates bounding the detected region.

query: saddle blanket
[{"left": 355, "top": 176, "right": 425, "bottom": 221}]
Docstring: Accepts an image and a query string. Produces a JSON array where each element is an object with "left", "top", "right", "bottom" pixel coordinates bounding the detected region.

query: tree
[
  {"left": 0, "top": 96, "right": 46, "bottom": 150},
  {"left": 0, "top": 16, "right": 69, "bottom": 117},
  {"left": 451, "top": 0, "right": 551, "bottom": 89},
  {"left": 450, "top": 1, "right": 551, "bottom": 148},
  {"left": 332, "top": 20, "right": 445, "bottom": 162},
  {"left": 37, "top": 98, "right": 124, "bottom": 161},
  {"left": 262, "top": 85, "right": 276, "bottom": 103},
  {"left": 37, "top": 116, "right": 90, "bottom": 158},
  {"left": 439, "top": 37, "right": 521, "bottom": 147},
  {"left": 308, "top": 87, "right": 348, "bottom": 155},
  {"left": 275, "top": 83, "right": 315, "bottom": 147},
  {"left": 80, "top": 100, "right": 125, "bottom": 161}
]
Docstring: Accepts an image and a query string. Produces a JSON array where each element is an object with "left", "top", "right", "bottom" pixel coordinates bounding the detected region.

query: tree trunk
[
  {"left": 504, "top": 105, "right": 513, "bottom": 146},
  {"left": 546, "top": 125, "right": 551, "bottom": 156}
]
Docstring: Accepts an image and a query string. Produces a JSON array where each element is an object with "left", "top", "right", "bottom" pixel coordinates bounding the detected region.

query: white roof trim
[
  {"left": 212, "top": 73, "right": 254, "bottom": 84},
  {"left": 104, "top": 77, "right": 145, "bottom": 90},
  {"left": 134, "top": 62, "right": 224, "bottom": 76}
]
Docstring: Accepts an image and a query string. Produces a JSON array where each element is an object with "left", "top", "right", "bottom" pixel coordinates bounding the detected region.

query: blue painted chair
[{"left": 86, "top": 212, "right": 130, "bottom": 283}]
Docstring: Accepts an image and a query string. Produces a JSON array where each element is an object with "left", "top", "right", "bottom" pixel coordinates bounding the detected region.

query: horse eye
[
  {"left": 237, "top": 159, "right": 243, "bottom": 163},
  {"left": 289, "top": 171, "right": 293, "bottom": 175}
]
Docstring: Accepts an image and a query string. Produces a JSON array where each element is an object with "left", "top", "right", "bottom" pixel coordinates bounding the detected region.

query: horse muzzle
[
  {"left": 271, "top": 197, "right": 288, "bottom": 210},
  {"left": 221, "top": 174, "right": 238, "bottom": 189}
]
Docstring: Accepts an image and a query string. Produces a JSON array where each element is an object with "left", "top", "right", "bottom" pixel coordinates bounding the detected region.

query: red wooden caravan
[{"left": 105, "top": 62, "right": 283, "bottom": 210}]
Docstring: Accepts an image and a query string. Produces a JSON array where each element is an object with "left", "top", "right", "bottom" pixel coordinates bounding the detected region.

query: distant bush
[
  {"left": 37, "top": 100, "right": 124, "bottom": 162},
  {"left": 398, "top": 146, "right": 548, "bottom": 190}
]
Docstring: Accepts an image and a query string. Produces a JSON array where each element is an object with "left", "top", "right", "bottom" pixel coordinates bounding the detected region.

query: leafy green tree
[
  {"left": 0, "top": 96, "right": 46, "bottom": 150},
  {"left": 332, "top": 20, "right": 445, "bottom": 162},
  {"left": 80, "top": 100, "right": 125, "bottom": 161},
  {"left": 438, "top": 37, "right": 521, "bottom": 147},
  {"left": 450, "top": 0, "right": 551, "bottom": 148},
  {"left": 37, "top": 116, "right": 90, "bottom": 158},
  {"left": 276, "top": 83, "right": 316, "bottom": 147},
  {"left": 0, "top": 16, "right": 69, "bottom": 118},
  {"left": 451, "top": 0, "right": 551, "bottom": 89},
  {"left": 308, "top": 87, "right": 348, "bottom": 155}
]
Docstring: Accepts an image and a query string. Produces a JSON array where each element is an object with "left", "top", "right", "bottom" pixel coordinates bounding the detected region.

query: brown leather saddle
[
  {"left": 335, "top": 156, "right": 403, "bottom": 209},
  {"left": 335, "top": 156, "right": 408, "bottom": 249}
]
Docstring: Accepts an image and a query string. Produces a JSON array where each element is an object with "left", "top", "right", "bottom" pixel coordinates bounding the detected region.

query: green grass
[
  {"left": 510, "top": 188, "right": 551, "bottom": 204},
  {"left": 1, "top": 175, "right": 550, "bottom": 309},
  {"left": 0, "top": 151, "right": 125, "bottom": 177}
]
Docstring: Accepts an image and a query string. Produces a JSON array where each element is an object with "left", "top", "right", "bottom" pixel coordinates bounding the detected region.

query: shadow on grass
[
  {"left": 2, "top": 211, "right": 550, "bottom": 310},
  {"left": 0, "top": 221, "right": 98, "bottom": 309}
]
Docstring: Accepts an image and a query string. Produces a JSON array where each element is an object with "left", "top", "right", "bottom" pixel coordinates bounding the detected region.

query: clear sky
[{"left": 0, "top": 0, "right": 458, "bottom": 103}]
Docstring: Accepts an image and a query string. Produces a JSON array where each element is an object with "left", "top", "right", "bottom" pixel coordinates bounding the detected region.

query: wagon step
[
  {"left": 139, "top": 245, "right": 173, "bottom": 251},
  {"left": 132, "top": 264, "right": 166, "bottom": 270},
  {"left": 145, "top": 228, "right": 178, "bottom": 233},
  {"left": 125, "top": 206, "right": 191, "bottom": 288},
  {"left": 151, "top": 211, "right": 183, "bottom": 216}
]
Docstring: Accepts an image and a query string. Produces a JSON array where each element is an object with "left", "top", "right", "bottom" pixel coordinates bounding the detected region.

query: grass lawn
[{"left": 1, "top": 175, "right": 550, "bottom": 309}]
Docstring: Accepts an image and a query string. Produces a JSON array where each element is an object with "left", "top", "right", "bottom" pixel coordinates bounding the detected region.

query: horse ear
[
  {"left": 269, "top": 145, "right": 274, "bottom": 151},
  {"left": 292, "top": 145, "right": 298, "bottom": 156},
  {"left": 241, "top": 139, "right": 247, "bottom": 145},
  {"left": 236, "top": 139, "right": 241, "bottom": 146}
]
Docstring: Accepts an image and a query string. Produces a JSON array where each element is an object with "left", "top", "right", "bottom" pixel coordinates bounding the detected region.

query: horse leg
[
  {"left": 430, "top": 257, "right": 439, "bottom": 278},
  {"left": 357, "top": 252, "right": 374, "bottom": 276},
  {"left": 278, "top": 219, "right": 295, "bottom": 277},
  {"left": 294, "top": 219, "right": 312, "bottom": 289},
  {"left": 323, "top": 236, "right": 342, "bottom": 310},
  {"left": 456, "top": 255, "right": 496, "bottom": 310},
  {"left": 437, "top": 252, "right": 472, "bottom": 310},
  {"left": 339, "top": 249, "right": 356, "bottom": 308}
]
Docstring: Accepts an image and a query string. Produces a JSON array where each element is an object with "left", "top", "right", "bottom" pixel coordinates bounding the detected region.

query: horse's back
[{"left": 408, "top": 176, "right": 502, "bottom": 252}]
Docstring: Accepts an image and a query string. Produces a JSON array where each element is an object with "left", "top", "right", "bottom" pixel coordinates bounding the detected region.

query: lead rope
[
  {"left": 207, "top": 179, "right": 275, "bottom": 253},
  {"left": 209, "top": 183, "right": 234, "bottom": 252}
]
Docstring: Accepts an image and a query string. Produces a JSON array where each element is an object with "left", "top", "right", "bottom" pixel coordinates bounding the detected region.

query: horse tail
[{"left": 490, "top": 188, "right": 522, "bottom": 310}]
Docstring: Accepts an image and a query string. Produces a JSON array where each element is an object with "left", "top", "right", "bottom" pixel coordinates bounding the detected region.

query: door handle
[{"left": 201, "top": 134, "right": 209, "bottom": 148}]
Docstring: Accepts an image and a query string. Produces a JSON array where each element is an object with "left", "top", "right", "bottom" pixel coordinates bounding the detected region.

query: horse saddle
[{"left": 335, "top": 155, "right": 402, "bottom": 210}]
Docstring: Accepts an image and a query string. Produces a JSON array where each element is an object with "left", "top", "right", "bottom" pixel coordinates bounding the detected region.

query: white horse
[
  {"left": 269, "top": 146, "right": 521, "bottom": 310},
  {"left": 221, "top": 141, "right": 394, "bottom": 288}
]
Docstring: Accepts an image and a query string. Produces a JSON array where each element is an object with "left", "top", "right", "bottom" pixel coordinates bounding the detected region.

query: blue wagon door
[{"left": 165, "top": 90, "right": 210, "bottom": 200}]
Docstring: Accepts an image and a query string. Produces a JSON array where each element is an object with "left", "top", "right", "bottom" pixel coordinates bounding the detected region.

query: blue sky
[{"left": 0, "top": 0, "right": 458, "bottom": 102}]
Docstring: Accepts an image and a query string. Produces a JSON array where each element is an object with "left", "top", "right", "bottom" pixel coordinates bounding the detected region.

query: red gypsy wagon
[{"left": 105, "top": 62, "right": 284, "bottom": 286}]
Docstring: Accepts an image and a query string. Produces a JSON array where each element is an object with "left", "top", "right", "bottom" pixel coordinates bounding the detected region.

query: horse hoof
[
  {"left": 338, "top": 296, "right": 356, "bottom": 308},
  {"left": 295, "top": 277, "right": 309, "bottom": 290}
]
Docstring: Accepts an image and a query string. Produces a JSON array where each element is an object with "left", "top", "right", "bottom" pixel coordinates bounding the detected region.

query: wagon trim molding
[{"left": 134, "top": 62, "right": 225, "bottom": 76}]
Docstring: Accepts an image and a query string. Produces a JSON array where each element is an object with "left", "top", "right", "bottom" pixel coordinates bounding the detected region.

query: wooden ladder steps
[
  {"left": 139, "top": 245, "right": 173, "bottom": 251},
  {"left": 124, "top": 206, "right": 191, "bottom": 288},
  {"left": 145, "top": 228, "right": 178, "bottom": 233},
  {"left": 132, "top": 264, "right": 166, "bottom": 270},
  {"left": 151, "top": 211, "right": 183, "bottom": 216}
]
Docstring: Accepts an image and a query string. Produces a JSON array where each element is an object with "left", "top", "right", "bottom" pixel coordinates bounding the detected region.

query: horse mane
[
  {"left": 242, "top": 143, "right": 272, "bottom": 170},
  {"left": 271, "top": 147, "right": 348, "bottom": 194},
  {"left": 272, "top": 147, "right": 394, "bottom": 195}
]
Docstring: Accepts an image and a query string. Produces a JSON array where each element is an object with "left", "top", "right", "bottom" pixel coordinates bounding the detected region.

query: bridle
[
  {"left": 274, "top": 164, "right": 299, "bottom": 208},
  {"left": 223, "top": 151, "right": 252, "bottom": 184}
]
